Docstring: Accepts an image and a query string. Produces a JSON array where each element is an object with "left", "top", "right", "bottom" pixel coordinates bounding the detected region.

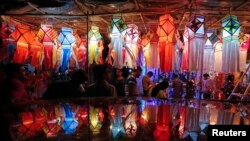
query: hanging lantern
[
  {"left": 11, "top": 24, "right": 35, "bottom": 64},
  {"left": 181, "top": 27, "right": 189, "bottom": 71},
  {"left": 1, "top": 22, "right": 15, "bottom": 56},
  {"left": 58, "top": 27, "right": 76, "bottom": 72},
  {"left": 174, "top": 31, "right": 183, "bottom": 72},
  {"left": 77, "top": 35, "right": 87, "bottom": 68},
  {"left": 124, "top": 104, "right": 137, "bottom": 137},
  {"left": 109, "top": 14, "right": 128, "bottom": 69},
  {"left": 157, "top": 14, "right": 175, "bottom": 72},
  {"left": 109, "top": 105, "right": 125, "bottom": 139},
  {"left": 29, "top": 38, "right": 44, "bottom": 69},
  {"left": 61, "top": 104, "right": 78, "bottom": 134},
  {"left": 187, "top": 15, "right": 205, "bottom": 71},
  {"left": 69, "top": 31, "right": 81, "bottom": 69},
  {"left": 88, "top": 26, "right": 103, "bottom": 65},
  {"left": 37, "top": 24, "right": 58, "bottom": 70},
  {"left": 124, "top": 24, "right": 139, "bottom": 69},
  {"left": 222, "top": 15, "right": 241, "bottom": 73},
  {"left": 141, "top": 26, "right": 159, "bottom": 69},
  {"left": 214, "top": 37, "right": 223, "bottom": 72},
  {"left": 89, "top": 106, "right": 103, "bottom": 133},
  {"left": 154, "top": 104, "right": 171, "bottom": 141},
  {"left": 203, "top": 29, "right": 217, "bottom": 73},
  {"left": 239, "top": 34, "right": 249, "bottom": 71}
]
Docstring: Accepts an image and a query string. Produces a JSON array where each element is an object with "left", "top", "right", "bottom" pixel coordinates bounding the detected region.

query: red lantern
[
  {"left": 75, "top": 106, "right": 88, "bottom": 127},
  {"left": 29, "top": 39, "right": 44, "bottom": 68},
  {"left": 157, "top": 14, "right": 175, "bottom": 72},
  {"left": 11, "top": 24, "right": 35, "bottom": 64}
]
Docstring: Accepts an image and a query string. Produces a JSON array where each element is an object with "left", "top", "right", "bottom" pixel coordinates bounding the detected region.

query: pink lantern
[
  {"left": 124, "top": 24, "right": 139, "bottom": 69},
  {"left": 157, "top": 14, "right": 175, "bottom": 72},
  {"left": 181, "top": 27, "right": 189, "bottom": 71},
  {"left": 239, "top": 34, "right": 249, "bottom": 71}
]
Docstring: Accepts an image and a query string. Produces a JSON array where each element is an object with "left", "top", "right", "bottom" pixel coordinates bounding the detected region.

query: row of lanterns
[
  {"left": 11, "top": 99, "right": 248, "bottom": 141},
  {"left": 1, "top": 14, "right": 249, "bottom": 73}
]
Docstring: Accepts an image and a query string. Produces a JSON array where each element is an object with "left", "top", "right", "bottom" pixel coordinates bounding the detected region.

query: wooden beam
[
  {"left": 134, "top": 0, "right": 147, "bottom": 32},
  {"left": 74, "top": 0, "right": 109, "bottom": 25},
  {"left": 234, "top": 0, "right": 250, "bottom": 10}
]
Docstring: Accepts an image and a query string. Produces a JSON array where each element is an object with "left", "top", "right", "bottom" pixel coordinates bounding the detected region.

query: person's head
[
  {"left": 115, "top": 69, "right": 123, "bottom": 78},
  {"left": 93, "top": 64, "right": 112, "bottom": 81},
  {"left": 173, "top": 73, "right": 179, "bottom": 79},
  {"left": 158, "top": 80, "right": 169, "bottom": 90},
  {"left": 147, "top": 71, "right": 153, "bottom": 78},
  {"left": 4, "top": 63, "right": 24, "bottom": 80},
  {"left": 71, "top": 69, "right": 88, "bottom": 84},
  {"left": 227, "top": 74, "right": 234, "bottom": 82},
  {"left": 203, "top": 73, "right": 210, "bottom": 80},
  {"left": 132, "top": 66, "right": 142, "bottom": 78}
]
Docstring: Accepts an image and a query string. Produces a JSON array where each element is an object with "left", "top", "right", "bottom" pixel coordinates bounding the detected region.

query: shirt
[
  {"left": 126, "top": 74, "right": 139, "bottom": 96},
  {"left": 142, "top": 75, "right": 153, "bottom": 91},
  {"left": 86, "top": 80, "right": 117, "bottom": 97},
  {"left": 172, "top": 78, "right": 183, "bottom": 98},
  {"left": 202, "top": 79, "right": 213, "bottom": 93}
]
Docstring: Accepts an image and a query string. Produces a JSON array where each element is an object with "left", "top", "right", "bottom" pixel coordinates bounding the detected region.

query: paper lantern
[
  {"left": 88, "top": 26, "right": 103, "bottom": 65},
  {"left": 76, "top": 35, "right": 87, "bottom": 68},
  {"left": 154, "top": 104, "right": 171, "bottom": 141},
  {"left": 0, "top": 22, "right": 15, "bottom": 49},
  {"left": 203, "top": 29, "right": 217, "bottom": 73},
  {"left": 239, "top": 34, "right": 249, "bottom": 71},
  {"left": 58, "top": 27, "right": 76, "bottom": 72},
  {"left": 89, "top": 106, "right": 103, "bottom": 133},
  {"left": 214, "top": 37, "right": 223, "bottom": 72},
  {"left": 109, "top": 14, "right": 128, "bottom": 69},
  {"left": 37, "top": 24, "right": 58, "bottom": 70},
  {"left": 11, "top": 25, "right": 35, "bottom": 64},
  {"left": 141, "top": 26, "right": 159, "bottom": 69},
  {"left": 124, "top": 104, "right": 137, "bottom": 137},
  {"left": 187, "top": 15, "right": 205, "bottom": 71},
  {"left": 69, "top": 31, "right": 81, "bottom": 69},
  {"left": 157, "top": 14, "right": 175, "bottom": 72},
  {"left": 174, "top": 31, "right": 183, "bottom": 72},
  {"left": 222, "top": 15, "right": 240, "bottom": 73},
  {"left": 61, "top": 104, "right": 78, "bottom": 134},
  {"left": 124, "top": 24, "right": 139, "bottom": 69},
  {"left": 109, "top": 105, "right": 125, "bottom": 139},
  {"left": 181, "top": 27, "right": 189, "bottom": 71},
  {"left": 29, "top": 38, "right": 44, "bottom": 68}
]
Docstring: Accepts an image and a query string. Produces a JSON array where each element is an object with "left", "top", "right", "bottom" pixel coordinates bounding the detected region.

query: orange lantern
[
  {"left": 29, "top": 38, "right": 44, "bottom": 69},
  {"left": 11, "top": 24, "right": 35, "bottom": 64},
  {"left": 157, "top": 14, "right": 175, "bottom": 72},
  {"left": 141, "top": 26, "right": 159, "bottom": 69}
]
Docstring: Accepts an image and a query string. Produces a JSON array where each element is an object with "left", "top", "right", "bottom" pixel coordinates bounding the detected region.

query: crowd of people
[{"left": 0, "top": 63, "right": 244, "bottom": 104}]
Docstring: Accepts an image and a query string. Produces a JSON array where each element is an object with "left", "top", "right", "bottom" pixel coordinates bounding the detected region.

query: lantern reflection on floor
[
  {"left": 89, "top": 106, "right": 103, "bottom": 134},
  {"left": 109, "top": 105, "right": 125, "bottom": 139},
  {"left": 154, "top": 104, "right": 171, "bottom": 141},
  {"left": 124, "top": 104, "right": 137, "bottom": 137}
]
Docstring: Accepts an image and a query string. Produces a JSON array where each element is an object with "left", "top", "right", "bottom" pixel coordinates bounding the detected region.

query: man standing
[
  {"left": 202, "top": 73, "right": 213, "bottom": 99},
  {"left": 125, "top": 66, "right": 142, "bottom": 96},
  {"left": 142, "top": 71, "right": 154, "bottom": 96},
  {"left": 172, "top": 73, "right": 183, "bottom": 98}
]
